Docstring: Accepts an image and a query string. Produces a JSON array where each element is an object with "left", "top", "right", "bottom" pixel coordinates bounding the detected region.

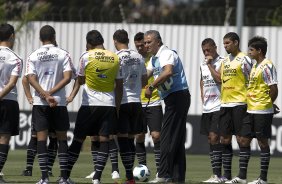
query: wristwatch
[{"left": 148, "top": 84, "right": 155, "bottom": 92}]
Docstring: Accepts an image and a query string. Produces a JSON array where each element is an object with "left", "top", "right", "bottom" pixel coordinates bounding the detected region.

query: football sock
[
  {"left": 37, "top": 140, "right": 48, "bottom": 179},
  {"left": 118, "top": 137, "right": 133, "bottom": 180},
  {"left": 222, "top": 143, "right": 232, "bottom": 179},
  {"left": 154, "top": 141, "right": 161, "bottom": 172},
  {"left": 109, "top": 139, "right": 119, "bottom": 172},
  {"left": 260, "top": 146, "right": 270, "bottom": 181},
  {"left": 93, "top": 142, "right": 109, "bottom": 180},
  {"left": 47, "top": 137, "right": 57, "bottom": 172},
  {"left": 67, "top": 140, "right": 83, "bottom": 177},
  {"left": 26, "top": 137, "right": 37, "bottom": 170},
  {"left": 91, "top": 140, "right": 100, "bottom": 171},
  {"left": 58, "top": 140, "right": 68, "bottom": 179},
  {"left": 238, "top": 146, "right": 250, "bottom": 179},
  {"left": 136, "top": 142, "right": 146, "bottom": 165}
]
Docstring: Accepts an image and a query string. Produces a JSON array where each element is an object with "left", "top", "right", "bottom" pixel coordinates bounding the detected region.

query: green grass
[{"left": 3, "top": 150, "right": 282, "bottom": 183}]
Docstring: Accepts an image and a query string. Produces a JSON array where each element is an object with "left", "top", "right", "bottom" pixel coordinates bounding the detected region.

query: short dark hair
[
  {"left": 201, "top": 38, "right": 216, "bottom": 47},
  {"left": 248, "top": 36, "right": 267, "bottom": 56},
  {"left": 223, "top": 32, "right": 240, "bottom": 45},
  {"left": 113, "top": 29, "right": 129, "bottom": 44},
  {"left": 40, "top": 25, "right": 55, "bottom": 42},
  {"left": 0, "top": 23, "right": 14, "bottom": 41},
  {"left": 86, "top": 30, "right": 104, "bottom": 47},
  {"left": 134, "top": 32, "right": 144, "bottom": 41}
]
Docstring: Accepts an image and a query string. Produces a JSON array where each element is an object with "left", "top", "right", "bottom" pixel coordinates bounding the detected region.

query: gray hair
[{"left": 144, "top": 30, "right": 163, "bottom": 45}]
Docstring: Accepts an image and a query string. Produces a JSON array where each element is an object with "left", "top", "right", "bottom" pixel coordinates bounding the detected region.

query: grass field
[{"left": 3, "top": 150, "right": 282, "bottom": 183}]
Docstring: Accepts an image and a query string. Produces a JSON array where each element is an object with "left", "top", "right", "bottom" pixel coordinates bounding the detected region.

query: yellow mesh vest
[
  {"left": 221, "top": 52, "right": 248, "bottom": 104},
  {"left": 141, "top": 55, "right": 160, "bottom": 103},
  {"left": 247, "top": 59, "right": 273, "bottom": 111},
  {"left": 85, "top": 49, "right": 119, "bottom": 92}
]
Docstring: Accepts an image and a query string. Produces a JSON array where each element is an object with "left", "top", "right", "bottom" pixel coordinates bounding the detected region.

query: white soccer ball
[{"left": 133, "top": 164, "right": 151, "bottom": 182}]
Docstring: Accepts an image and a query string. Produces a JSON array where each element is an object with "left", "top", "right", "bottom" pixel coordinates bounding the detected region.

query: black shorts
[
  {"left": 200, "top": 111, "right": 220, "bottom": 136},
  {"left": 142, "top": 105, "right": 163, "bottom": 133},
  {"left": 118, "top": 102, "right": 143, "bottom": 135},
  {"left": 245, "top": 113, "right": 273, "bottom": 139},
  {"left": 32, "top": 105, "right": 69, "bottom": 132},
  {"left": 219, "top": 105, "right": 250, "bottom": 137},
  {"left": 0, "top": 100, "right": 19, "bottom": 136},
  {"left": 74, "top": 106, "right": 117, "bottom": 139}
]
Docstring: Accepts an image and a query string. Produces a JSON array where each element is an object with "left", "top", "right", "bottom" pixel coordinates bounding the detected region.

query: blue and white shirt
[{"left": 147, "top": 45, "right": 189, "bottom": 99}]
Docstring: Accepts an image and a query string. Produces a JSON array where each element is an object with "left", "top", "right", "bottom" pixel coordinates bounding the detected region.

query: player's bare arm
[
  {"left": 0, "top": 75, "right": 18, "bottom": 100},
  {"left": 269, "top": 84, "right": 278, "bottom": 103},
  {"left": 22, "top": 76, "right": 33, "bottom": 104},
  {"left": 48, "top": 71, "right": 72, "bottom": 95},
  {"left": 66, "top": 78, "right": 80, "bottom": 105},
  {"left": 206, "top": 56, "right": 221, "bottom": 83}
]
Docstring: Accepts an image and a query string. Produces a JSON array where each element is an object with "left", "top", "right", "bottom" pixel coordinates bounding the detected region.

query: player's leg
[
  {"left": 22, "top": 131, "right": 37, "bottom": 176},
  {"left": 47, "top": 131, "right": 57, "bottom": 177},
  {"left": 109, "top": 135, "right": 120, "bottom": 180},
  {"left": 85, "top": 136, "right": 99, "bottom": 179}
]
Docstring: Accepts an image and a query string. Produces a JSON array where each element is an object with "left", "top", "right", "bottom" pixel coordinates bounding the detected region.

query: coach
[{"left": 144, "top": 30, "right": 190, "bottom": 183}]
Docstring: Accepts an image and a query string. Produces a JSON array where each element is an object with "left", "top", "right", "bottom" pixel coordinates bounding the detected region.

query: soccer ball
[{"left": 133, "top": 164, "right": 150, "bottom": 182}]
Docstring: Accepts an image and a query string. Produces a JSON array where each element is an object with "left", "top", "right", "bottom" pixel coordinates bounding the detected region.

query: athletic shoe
[
  {"left": 220, "top": 176, "right": 229, "bottom": 182},
  {"left": 124, "top": 179, "right": 135, "bottom": 184},
  {"left": 22, "top": 169, "right": 32, "bottom": 176},
  {"left": 149, "top": 176, "right": 172, "bottom": 183},
  {"left": 0, "top": 176, "right": 7, "bottom": 183},
  {"left": 58, "top": 177, "right": 75, "bottom": 184},
  {"left": 225, "top": 176, "right": 247, "bottom": 184},
  {"left": 48, "top": 170, "right": 54, "bottom": 177},
  {"left": 111, "top": 171, "right": 120, "bottom": 180},
  {"left": 36, "top": 178, "right": 49, "bottom": 184},
  {"left": 202, "top": 175, "right": 223, "bottom": 183},
  {"left": 86, "top": 171, "right": 96, "bottom": 179},
  {"left": 92, "top": 179, "right": 101, "bottom": 184},
  {"left": 247, "top": 178, "right": 267, "bottom": 184},
  {"left": 0, "top": 172, "right": 4, "bottom": 176}
]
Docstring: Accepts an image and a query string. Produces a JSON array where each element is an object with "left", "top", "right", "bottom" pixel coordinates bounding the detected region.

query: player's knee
[{"left": 151, "top": 132, "right": 160, "bottom": 142}]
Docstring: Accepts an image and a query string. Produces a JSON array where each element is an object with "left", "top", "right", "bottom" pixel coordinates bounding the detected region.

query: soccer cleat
[
  {"left": 22, "top": 169, "right": 32, "bottom": 176},
  {"left": 48, "top": 170, "right": 54, "bottom": 177},
  {"left": 149, "top": 176, "right": 171, "bottom": 183},
  {"left": 92, "top": 179, "right": 101, "bottom": 184},
  {"left": 58, "top": 177, "right": 75, "bottom": 184},
  {"left": 86, "top": 171, "right": 96, "bottom": 179},
  {"left": 225, "top": 176, "right": 247, "bottom": 184},
  {"left": 0, "top": 172, "right": 4, "bottom": 176},
  {"left": 202, "top": 175, "right": 223, "bottom": 183},
  {"left": 36, "top": 178, "right": 49, "bottom": 184},
  {"left": 220, "top": 176, "right": 229, "bottom": 182},
  {"left": 247, "top": 178, "right": 267, "bottom": 184},
  {"left": 124, "top": 179, "right": 135, "bottom": 184},
  {"left": 111, "top": 171, "right": 120, "bottom": 180}
]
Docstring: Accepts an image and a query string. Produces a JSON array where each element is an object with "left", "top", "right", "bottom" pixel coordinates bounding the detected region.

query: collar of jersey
[{"left": 41, "top": 44, "right": 55, "bottom": 48}]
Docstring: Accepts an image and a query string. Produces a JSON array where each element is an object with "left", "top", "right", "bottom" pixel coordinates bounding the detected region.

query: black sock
[
  {"left": 93, "top": 142, "right": 109, "bottom": 180},
  {"left": 37, "top": 141, "right": 48, "bottom": 179},
  {"left": 109, "top": 139, "right": 119, "bottom": 172},
  {"left": 0, "top": 144, "right": 9, "bottom": 172},
  {"left": 26, "top": 137, "right": 37, "bottom": 170},
  {"left": 222, "top": 144, "right": 233, "bottom": 179},
  {"left": 58, "top": 140, "right": 68, "bottom": 179},
  {"left": 209, "top": 144, "right": 215, "bottom": 175},
  {"left": 118, "top": 137, "right": 133, "bottom": 180},
  {"left": 260, "top": 146, "right": 270, "bottom": 181},
  {"left": 47, "top": 137, "right": 57, "bottom": 172},
  {"left": 238, "top": 146, "right": 250, "bottom": 179},
  {"left": 91, "top": 140, "right": 100, "bottom": 171},
  {"left": 213, "top": 144, "right": 223, "bottom": 177},
  {"left": 136, "top": 142, "right": 146, "bottom": 165},
  {"left": 67, "top": 140, "right": 83, "bottom": 177},
  {"left": 153, "top": 141, "right": 160, "bottom": 172}
]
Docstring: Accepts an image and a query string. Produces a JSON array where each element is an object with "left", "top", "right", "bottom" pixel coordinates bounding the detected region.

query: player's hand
[
  {"left": 273, "top": 104, "right": 280, "bottom": 115},
  {"left": 27, "top": 97, "right": 33, "bottom": 105},
  {"left": 145, "top": 87, "right": 152, "bottom": 99},
  {"left": 205, "top": 56, "right": 213, "bottom": 65},
  {"left": 66, "top": 96, "right": 73, "bottom": 105},
  {"left": 45, "top": 95, "right": 58, "bottom": 107}
]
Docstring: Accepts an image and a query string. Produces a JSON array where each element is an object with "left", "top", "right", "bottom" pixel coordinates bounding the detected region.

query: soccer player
[
  {"left": 113, "top": 29, "right": 147, "bottom": 184},
  {"left": 21, "top": 76, "right": 58, "bottom": 177},
  {"left": 66, "top": 30, "right": 123, "bottom": 184},
  {"left": 26, "top": 25, "right": 75, "bottom": 184},
  {"left": 0, "top": 23, "right": 23, "bottom": 183},
  {"left": 134, "top": 32, "right": 163, "bottom": 175},
  {"left": 219, "top": 32, "right": 253, "bottom": 184},
  {"left": 200, "top": 38, "right": 225, "bottom": 183},
  {"left": 246, "top": 36, "right": 278, "bottom": 184},
  {"left": 144, "top": 30, "right": 190, "bottom": 183}
]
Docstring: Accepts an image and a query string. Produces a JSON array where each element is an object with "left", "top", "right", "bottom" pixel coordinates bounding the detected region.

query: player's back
[{"left": 117, "top": 49, "right": 146, "bottom": 104}]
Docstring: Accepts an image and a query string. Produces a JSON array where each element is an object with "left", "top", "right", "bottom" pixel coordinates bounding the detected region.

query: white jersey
[
  {"left": 116, "top": 49, "right": 146, "bottom": 104},
  {"left": 200, "top": 56, "right": 223, "bottom": 113},
  {"left": 78, "top": 51, "right": 122, "bottom": 106},
  {"left": 0, "top": 46, "right": 23, "bottom": 101},
  {"left": 26, "top": 44, "right": 75, "bottom": 106}
]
